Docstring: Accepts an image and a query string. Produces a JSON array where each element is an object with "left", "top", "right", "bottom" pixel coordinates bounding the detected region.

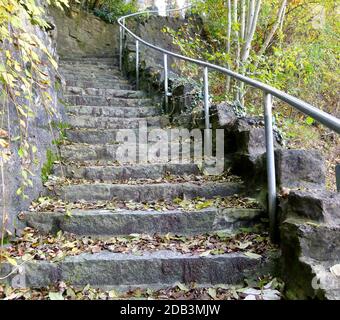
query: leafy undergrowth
[
  {"left": 28, "top": 195, "right": 262, "bottom": 213},
  {"left": 4, "top": 228, "right": 274, "bottom": 262},
  {"left": 44, "top": 172, "right": 242, "bottom": 187},
  {"left": 0, "top": 277, "right": 284, "bottom": 300}
]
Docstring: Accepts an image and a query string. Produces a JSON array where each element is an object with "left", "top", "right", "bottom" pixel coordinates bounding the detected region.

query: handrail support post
[
  {"left": 264, "top": 93, "right": 277, "bottom": 242},
  {"left": 119, "top": 25, "right": 123, "bottom": 71},
  {"left": 203, "top": 66, "right": 212, "bottom": 160},
  {"left": 136, "top": 39, "right": 139, "bottom": 90},
  {"left": 204, "top": 67, "right": 210, "bottom": 131},
  {"left": 164, "top": 53, "right": 169, "bottom": 109}
]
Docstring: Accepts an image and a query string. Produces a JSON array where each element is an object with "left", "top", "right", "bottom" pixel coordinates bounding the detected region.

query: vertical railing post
[
  {"left": 119, "top": 25, "right": 123, "bottom": 71},
  {"left": 119, "top": 19, "right": 126, "bottom": 72},
  {"left": 135, "top": 40, "right": 139, "bottom": 90},
  {"left": 264, "top": 92, "right": 277, "bottom": 241},
  {"left": 203, "top": 67, "right": 210, "bottom": 131},
  {"left": 203, "top": 66, "right": 211, "bottom": 159},
  {"left": 122, "top": 18, "right": 126, "bottom": 40},
  {"left": 164, "top": 53, "right": 169, "bottom": 109}
]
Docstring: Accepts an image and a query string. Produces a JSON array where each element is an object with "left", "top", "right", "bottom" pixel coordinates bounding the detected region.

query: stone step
[
  {"left": 66, "top": 105, "right": 161, "bottom": 118},
  {"left": 60, "top": 67, "right": 121, "bottom": 75},
  {"left": 60, "top": 63, "right": 119, "bottom": 70},
  {"left": 65, "top": 87, "right": 146, "bottom": 99},
  {"left": 52, "top": 181, "right": 244, "bottom": 202},
  {"left": 67, "top": 115, "right": 169, "bottom": 129},
  {"left": 66, "top": 128, "right": 146, "bottom": 144},
  {"left": 60, "top": 56, "right": 119, "bottom": 65},
  {"left": 65, "top": 127, "right": 199, "bottom": 144},
  {"left": 59, "top": 142, "right": 197, "bottom": 162},
  {"left": 63, "top": 73, "right": 127, "bottom": 82},
  {"left": 23, "top": 207, "right": 264, "bottom": 236},
  {"left": 65, "top": 79, "right": 133, "bottom": 90},
  {"left": 64, "top": 95, "right": 152, "bottom": 107},
  {"left": 53, "top": 163, "right": 201, "bottom": 180},
  {"left": 1, "top": 250, "right": 267, "bottom": 289}
]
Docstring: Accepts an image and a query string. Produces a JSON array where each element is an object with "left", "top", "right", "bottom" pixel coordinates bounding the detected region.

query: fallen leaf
[
  {"left": 244, "top": 252, "right": 262, "bottom": 260},
  {"left": 175, "top": 282, "right": 189, "bottom": 292},
  {"left": 48, "top": 292, "right": 64, "bottom": 300},
  {"left": 208, "top": 288, "right": 217, "bottom": 299}
]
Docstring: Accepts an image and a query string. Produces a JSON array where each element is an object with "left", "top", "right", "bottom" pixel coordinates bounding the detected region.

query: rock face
[
  {"left": 280, "top": 191, "right": 340, "bottom": 299},
  {"left": 49, "top": 7, "right": 119, "bottom": 58},
  {"left": 0, "top": 3, "right": 65, "bottom": 236}
]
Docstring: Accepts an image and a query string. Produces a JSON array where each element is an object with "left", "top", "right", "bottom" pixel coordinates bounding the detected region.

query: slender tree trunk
[
  {"left": 233, "top": 0, "right": 241, "bottom": 100},
  {"left": 257, "top": 0, "right": 287, "bottom": 58},
  {"left": 240, "top": 0, "right": 262, "bottom": 64},
  {"left": 226, "top": 0, "right": 232, "bottom": 91},
  {"left": 246, "top": 0, "right": 255, "bottom": 38},
  {"left": 240, "top": 0, "right": 246, "bottom": 41}
]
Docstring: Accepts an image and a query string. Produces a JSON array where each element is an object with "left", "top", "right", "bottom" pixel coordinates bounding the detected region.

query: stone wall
[
  {"left": 49, "top": 6, "right": 119, "bottom": 58},
  {"left": 0, "top": 4, "right": 66, "bottom": 236}
]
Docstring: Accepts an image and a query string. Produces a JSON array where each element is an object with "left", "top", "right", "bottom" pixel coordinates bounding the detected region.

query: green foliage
[
  {"left": 167, "top": 0, "right": 339, "bottom": 144},
  {"left": 41, "top": 149, "right": 58, "bottom": 183},
  {"left": 92, "top": 0, "right": 138, "bottom": 23},
  {"left": 51, "top": 121, "right": 70, "bottom": 146}
]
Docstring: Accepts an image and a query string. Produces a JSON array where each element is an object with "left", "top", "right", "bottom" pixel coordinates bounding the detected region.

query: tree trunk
[
  {"left": 240, "top": 0, "right": 262, "bottom": 64},
  {"left": 257, "top": 0, "right": 287, "bottom": 58},
  {"left": 226, "top": 0, "right": 232, "bottom": 90}
]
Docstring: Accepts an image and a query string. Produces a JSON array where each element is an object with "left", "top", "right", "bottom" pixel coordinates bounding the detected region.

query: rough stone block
[
  {"left": 282, "top": 190, "right": 340, "bottom": 225},
  {"left": 280, "top": 218, "right": 340, "bottom": 299},
  {"left": 275, "top": 149, "right": 326, "bottom": 190}
]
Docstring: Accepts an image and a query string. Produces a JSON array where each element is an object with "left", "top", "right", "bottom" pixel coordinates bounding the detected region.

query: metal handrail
[{"left": 117, "top": 6, "right": 340, "bottom": 240}]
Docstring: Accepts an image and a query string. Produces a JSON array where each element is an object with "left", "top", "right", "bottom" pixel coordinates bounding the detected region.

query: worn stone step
[
  {"left": 23, "top": 207, "right": 264, "bottom": 236},
  {"left": 66, "top": 105, "right": 161, "bottom": 118},
  {"left": 66, "top": 128, "right": 149, "bottom": 144},
  {"left": 65, "top": 87, "right": 146, "bottom": 99},
  {"left": 0, "top": 250, "right": 267, "bottom": 289},
  {"left": 52, "top": 181, "right": 243, "bottom": 202},
  {"left": 67, "top": 115, "right": 169, "bottom": 129},
  {"left": 60, "top": 142, "right": 198, "bottom": 162},
  {"left": 60, "top": 66, "right": 120, "bottom": 75},
  {"left": 53, "top": 163, "right": 201, "bottom": 180},
  {"left": 65, "top": 127, "right": 202, "bottom": 145},
  {"left": 60, "top": 63, "right": 119, "bottom": 70},
  {"left": 60, "top": 57, "right": 119, "bottom": 65},
  {"left": 64, "top": 95, "right": 153, "bottom": 107},
  {"left": 63, "top": 73, "right": 126, "bottom": 82},
  {"left": 65, "top": 79, "right": 133, "bottom": 90},
  {"left": 61, "top": 68, "right": 121, "bottom": 76}
]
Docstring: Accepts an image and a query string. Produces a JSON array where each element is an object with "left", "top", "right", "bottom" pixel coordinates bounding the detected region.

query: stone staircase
[{"left": 13, "top": 56, "right": 276, "bottom": 290}]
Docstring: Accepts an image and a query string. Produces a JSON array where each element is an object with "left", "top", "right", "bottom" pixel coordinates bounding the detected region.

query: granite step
[
  {"left": 59, "top": 142, "right": 198, "bottom": 162},
  {"left": 0, "top": 250, "right": 269, "bottom": 289},
  {"left": 65, "top": 79, "right": 133, "bottom": 90},
  {"left": 63, "top": 74, "right": 127, "bottom": 82},
  {"left": 65, "top": 127, "right": 204, "bottom": 145},
  {"left": 53, "top": 163, "right": 201, "bottom": 180},
  {"left": 67, "top": 115, "right": 169, "bottom": 129},
  {"left": 23, "top": 207, "right": 264, "bottom": 236},
  {"left": 51, "top": 181, "right": 244, "bottom": 202},
  {"left": 64, "top": 95, "right": 153, "bottom": 107},
  {"left": 66, "top": 105, "right": 161, "bottom": 118},
  {"left": 65, "top": 87, "right": 146, "bottom": 99}
]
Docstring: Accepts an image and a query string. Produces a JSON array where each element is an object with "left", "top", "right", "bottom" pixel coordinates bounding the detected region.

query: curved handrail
[
  {"left": 117, "top": 5, "right": 340, "bottom": 240},
  {"left": 118, "top": 7, "right": 340, "bottom": 134}
]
